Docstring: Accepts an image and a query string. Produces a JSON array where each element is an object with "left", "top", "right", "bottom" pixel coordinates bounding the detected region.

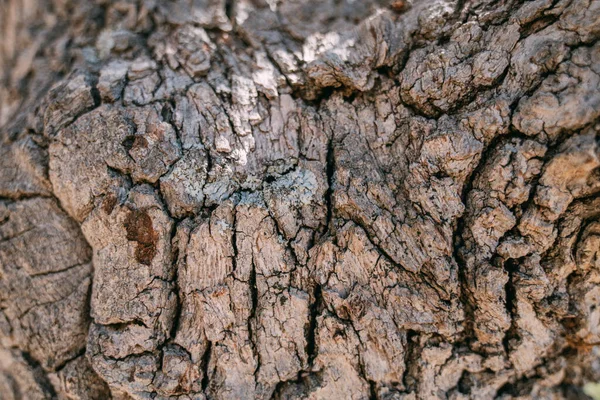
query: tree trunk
[{"left": 1, "top": 0, "right": 599, "bottom": 398}]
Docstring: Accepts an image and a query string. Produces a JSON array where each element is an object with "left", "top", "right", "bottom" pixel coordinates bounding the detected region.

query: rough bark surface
[{"left": 1, "top": 0, "right": 600, "bottom": 398}]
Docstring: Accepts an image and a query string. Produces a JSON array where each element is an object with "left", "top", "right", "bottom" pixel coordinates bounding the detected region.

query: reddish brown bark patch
[
  {"left": 390, "top": 0, "right": 410, "bottom": 12},
  {"left": 124, "top": 209, "right": 157, "bottom": 265},
  {"left": 102, "top": 193, "right": 118, "bottom": 215}
]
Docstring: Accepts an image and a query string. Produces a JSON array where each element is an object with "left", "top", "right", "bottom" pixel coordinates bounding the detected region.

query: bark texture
[{"left": 1, "top": 0, "right": 600, "bottom": 398}]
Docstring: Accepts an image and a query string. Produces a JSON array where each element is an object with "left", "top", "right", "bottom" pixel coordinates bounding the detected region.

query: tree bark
[{"left": 1, "top": 0, "right": 600, "bottom": 398}]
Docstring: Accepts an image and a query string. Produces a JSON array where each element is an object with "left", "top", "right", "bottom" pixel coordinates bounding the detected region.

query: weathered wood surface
[{"left": 1, "top": 0, "right": 599, "bottom": 398}]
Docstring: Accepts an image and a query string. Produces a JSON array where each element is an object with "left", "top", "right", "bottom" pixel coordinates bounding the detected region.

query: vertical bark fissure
[{"left": 306, "top": 284, "right": 322, "bottom": 366}]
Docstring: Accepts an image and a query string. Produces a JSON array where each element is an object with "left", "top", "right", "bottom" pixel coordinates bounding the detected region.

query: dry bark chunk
[{"left": 0, "top": 198, "right": 92, "bottom": 371}]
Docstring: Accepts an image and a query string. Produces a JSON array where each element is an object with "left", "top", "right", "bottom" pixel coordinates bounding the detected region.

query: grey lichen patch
[
  {"left": 264, "top": 165, "right": 327, "bottom": 239},
  {"left": 160, "top": 147, "right": 208, "bottom": 218}
]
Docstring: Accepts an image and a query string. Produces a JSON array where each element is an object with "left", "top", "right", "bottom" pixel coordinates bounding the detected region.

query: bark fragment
[{"left": 1, "top": 0, "right": 600, "bottom": 398}]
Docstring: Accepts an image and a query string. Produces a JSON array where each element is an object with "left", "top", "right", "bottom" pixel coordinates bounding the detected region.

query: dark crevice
[
  {"left": 201, "top": 341, "right": 213, "bottom": 392},
  {"left": 496, "top": 371, "right": 541, "bottom": 398},
  {"left": 402, "top": 330, "right": 419, "bottom": 393},
  {"left": 225, "top": 0, "right": 235, "bottom": 24},
  {"left": 457, "top": 370, "right": 474, "bottom": 395},
  {"left": 169, "top": 222, "right": 183, "bottom": 341},
  {"left": 453, "top": 0, "right": 469, "bottom": 22},
  {"left": 502, "top": 257, "right": 521, "bottom": 357},
  {"left": 248, "top": 258, "right": 261, "bottom": 379},
  {"left": 104, "top": 319, "right": 148, "bottom": 330},
  {"left": 0, "top": 192, "right": 53, "bottom": 202},
  {"left": 90, "top": 86, "right": 101, "bottom": 108},
  {"left": 269, "top": 370, "right": 324, "bottom": 400},
  {"left": 121, "top": 136, "right": 136, "bottom": 153},
  {"left": 231, "top": 206, "right": 239, "bottom": 273},
  {"left": 322, "top": 137, "right": 336, "bottom": 237},
  {"left": 160, "top": 101, "right": 174, "bottom": 125},
  {"left": 306, "top": 285, "right": 322, "bottom": 366},
  {"left": 520, "top": 15, "right": 560, "bottom": 37},
  {"left": 496, "top": 381, "right": 520, "bottom": 397},
  {"left": 298, "top": 86, "right": 335, "bottom": 108},
  {"left": 270, "top": 379, "right": 287, "bottom": 400},
  {"left": 21, "top": 351, "right": 58, "bottom": 398},
  {"left": 367, "top": 379, "right": 378, "bottom": 400}
]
